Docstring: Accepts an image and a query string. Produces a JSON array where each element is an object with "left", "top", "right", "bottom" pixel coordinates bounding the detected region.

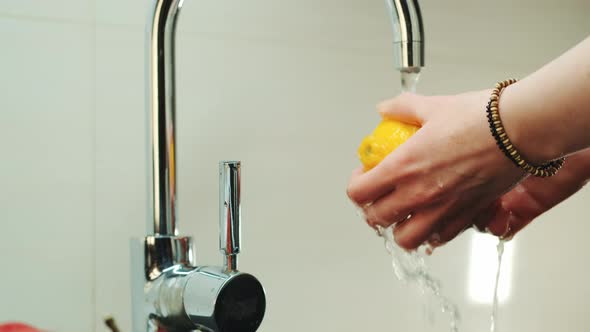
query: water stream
[{"left": 490, "top": 239, "right": 505, "bottom": 332}]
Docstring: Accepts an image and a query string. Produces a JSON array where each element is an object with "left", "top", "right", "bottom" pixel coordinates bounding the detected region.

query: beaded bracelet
[{"left": 486, "top": 79, "right": 565, "bottom": 177}]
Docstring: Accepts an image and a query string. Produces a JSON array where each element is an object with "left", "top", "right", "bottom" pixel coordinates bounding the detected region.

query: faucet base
[
  {"left": 130, "top": 235, "right": 196, "bottom": 332},
  {"left": 131, "top": 236, "right": 266, "bottom": 332}
]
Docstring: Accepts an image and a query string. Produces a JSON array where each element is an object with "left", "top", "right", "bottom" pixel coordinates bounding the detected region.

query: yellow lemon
[{"left": 358, "top": 119, "right": 420, "bottom": 171}]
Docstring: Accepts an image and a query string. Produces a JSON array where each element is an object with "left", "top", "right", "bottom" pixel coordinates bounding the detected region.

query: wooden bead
[{"left": 486, "top": 78, "right": 563, "bottom": 177}]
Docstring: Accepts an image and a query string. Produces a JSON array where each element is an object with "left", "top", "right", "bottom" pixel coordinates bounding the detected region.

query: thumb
[{"left": 377, "top": 92, "right": 428, "bottom": 126}]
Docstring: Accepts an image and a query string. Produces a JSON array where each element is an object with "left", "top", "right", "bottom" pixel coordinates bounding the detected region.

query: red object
[{"left": 0, "top": 322, "right": 42, "bottom": 332}]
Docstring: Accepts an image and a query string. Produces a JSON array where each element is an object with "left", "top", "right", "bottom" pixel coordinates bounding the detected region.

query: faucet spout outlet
[{"left": 386, "top": 0, "right": 425, "bottom": 71}]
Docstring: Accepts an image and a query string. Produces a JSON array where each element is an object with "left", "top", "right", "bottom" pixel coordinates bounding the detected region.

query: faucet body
[
  {"left": 131, "top": 0, "right": 265, "bottom": 331},
  {"left": 131, "top": 0, "right": 424, "bottom": 331}
]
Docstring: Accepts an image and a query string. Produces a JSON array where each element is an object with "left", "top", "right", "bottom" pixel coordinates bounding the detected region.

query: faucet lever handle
[{"left": 219, "top": 161, "right": 241, "bottom": 271}]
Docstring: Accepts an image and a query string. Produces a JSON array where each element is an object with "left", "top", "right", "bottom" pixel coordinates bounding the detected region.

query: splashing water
[
  {"left": 378, "top": 225, "right": 461, "bottom": 332},
  {"left": 490, "top": 239, "right": 505, "bottom": 332}
]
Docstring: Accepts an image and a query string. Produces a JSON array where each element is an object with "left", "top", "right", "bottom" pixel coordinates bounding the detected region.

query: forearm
[{"left": 500, "top": 36, "right": 590, "bottom": 163}]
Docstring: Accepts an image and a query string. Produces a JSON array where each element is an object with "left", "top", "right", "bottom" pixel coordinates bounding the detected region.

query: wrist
[
  {"left": 497, "top": 81, "right": 564, "bottom": 164},
  {"left": 471, "top": 89, "right": 527, "bottom": 179}
]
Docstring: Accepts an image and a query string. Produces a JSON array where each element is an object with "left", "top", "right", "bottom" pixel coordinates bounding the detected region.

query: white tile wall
[
  {"left": 0, "top": 0, "right": 93, "bottom": 23},
  {"left": 94, "top": 24, "right": 146, "bottom": 332},
  {"left": 0, "top": 15, "right": 95, "bottom": 332},
  {"left": 1, "top": 0, "right": 590, "bottom": 331}
]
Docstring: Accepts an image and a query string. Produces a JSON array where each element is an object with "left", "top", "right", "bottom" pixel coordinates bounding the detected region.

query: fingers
[
  {"left": 363, "top": 188, "right": 409, "bottom": 226},
  {"left": 475, "top": 182, "right": 545, "bottom": 239},
  {"left": 486, "top": 206, "right": 515, "bottom": 237},
  {"left": 502, "top": 215, "right": 532, "bottom": 240},
  {"left": 435, "top": 199, "right": 493, "bottom": 245},
  {"left": 436, "top": 215, "right": 476, "bottom": 245},
  {"left": 474, "top": 199, "right": 527, "bottom": 239},
  {"left": 377, "top": 93, "right": 429, "bottom": 125},
  {"left": 346, "top": 166, "right": 381, "bottom": 206},
  {"left": 393, "top": 201, "right": 453, "bottom": 250},
  {"left": 473, "top": 199, "right": 501, "bottom": 232},
  {"left": 346, "top": 147, "right": 407, "bottom": 206},
  {"left": 348, "top": 93, "right": 431, "bottom": 206},
  {"left": 348, "top": 167, "right": 364, "bottom": 186},
  {"left": 484, "top": 197, "right": 531, "bottom": 240},
  {"left": 347, "top": 167, "right": 393, "bottom": 207}
]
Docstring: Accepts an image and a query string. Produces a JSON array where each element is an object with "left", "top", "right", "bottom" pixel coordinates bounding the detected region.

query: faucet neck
[{"left": 148, "top": 0, "right": 183, "bottom": 236}]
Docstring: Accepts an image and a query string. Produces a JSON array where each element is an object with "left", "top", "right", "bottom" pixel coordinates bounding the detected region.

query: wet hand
[
  {"left": 347, "top": 91, "right": 525, "bottom": 250},
  {"left": 474, "top": 149, "right": 590, "bottom": 240}
]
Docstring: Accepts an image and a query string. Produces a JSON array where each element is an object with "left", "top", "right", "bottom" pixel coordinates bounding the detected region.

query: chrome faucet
[
  {"left": 130, "top": 0, "right": 265, "bottom": 331},
  {"left": 130, "top": 0, "right": 424, "bottom": 331},
  {"left": 386, "top": 0, "right": 425, "bottom": 73}
]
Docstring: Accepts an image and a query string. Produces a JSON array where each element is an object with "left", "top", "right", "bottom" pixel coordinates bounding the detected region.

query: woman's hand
[
  {"left": 347, "top": 91, "right": 526, "bottom": 250},
  {"left": 473, "top": 148, "right": 590, "bottom": 240},
  {"left": 348, "top": 37, "right": 590, "bottom": 250}
]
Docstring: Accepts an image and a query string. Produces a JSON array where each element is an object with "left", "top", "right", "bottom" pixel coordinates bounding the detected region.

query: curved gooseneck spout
[
  {"left": 148, "top": 0, "right": 182, "bottom": 236},
  {"left": 147, "top": 0, "right": 426, "bottom": 238}
]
